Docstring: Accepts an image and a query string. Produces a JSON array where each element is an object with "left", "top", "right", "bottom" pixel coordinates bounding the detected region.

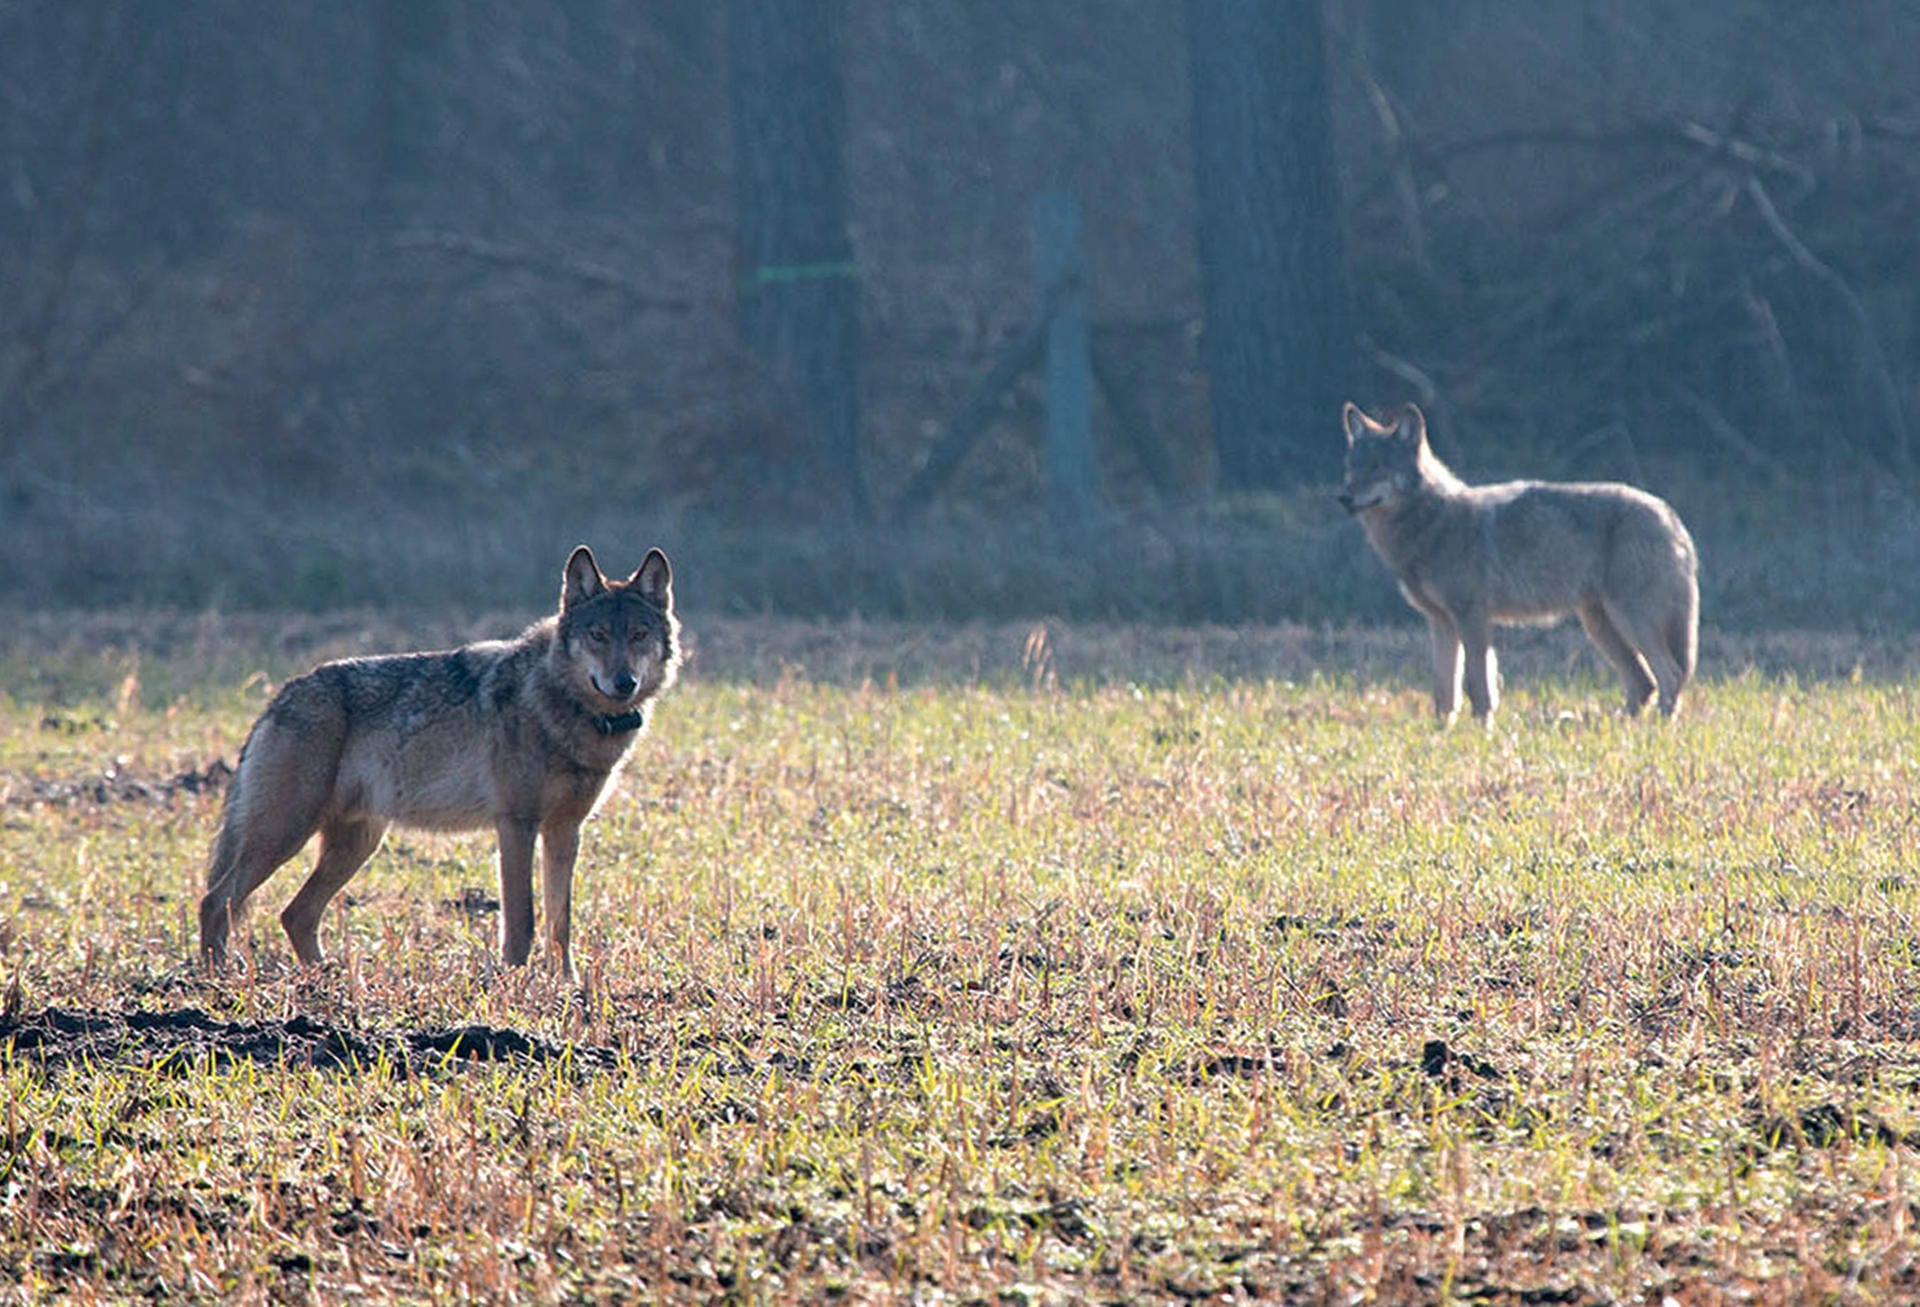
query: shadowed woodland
[{"left": 2, "top": 1, "right": 1917, "bottom": 623}]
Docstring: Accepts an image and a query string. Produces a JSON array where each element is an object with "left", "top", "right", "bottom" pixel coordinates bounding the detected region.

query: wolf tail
[
  {"left": 198, "top": 756, "right": 251, "bottom": 964},
  {"left": 1666, "top": 532, "right": 1700, "bottom": 693},
  {"left": 1667, "top": 607, "right": 1697, "bottom": 686},
  {"left": 198, "top": 719, "right": 286, "bottom": 964},
  {"left": 195, "top": 681, "right": 346, "bottom": 965}
]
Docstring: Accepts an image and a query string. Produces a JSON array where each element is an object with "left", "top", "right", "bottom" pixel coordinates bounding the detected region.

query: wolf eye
[{"left": 588, "top": 628, "right": 610, "bottom": 645}]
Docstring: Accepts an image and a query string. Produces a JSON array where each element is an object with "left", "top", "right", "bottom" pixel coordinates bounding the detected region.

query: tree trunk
[
  {"left": 727, "top": 0, "right": 866, "bottom": 516},
  {"left": 1033, "top": 190, "right": 1097, "bottom": 516},
  {"left": 1187, "top": 0, "right": 1353, "bottom": 489},
  {"left": 368, "top": 0, "right": 448, "bottom": 223}
]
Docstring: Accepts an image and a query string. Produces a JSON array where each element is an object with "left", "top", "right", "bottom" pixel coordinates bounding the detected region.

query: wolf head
[
  {"left": 555, "top": 545, "right": 680, "bottom": 710},
  {"left": 1338, "top": 402, "right": 1429, "bottom": 515}
]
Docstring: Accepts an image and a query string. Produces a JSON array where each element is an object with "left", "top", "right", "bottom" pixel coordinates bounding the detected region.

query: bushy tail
[
  {"left": 1667, "top": 604, "right": 1697, "bottom": 687},
  {"left": 198, "top": 719, "right": 282, "bottom": 964},
  {"left": 1673, "top": 529, "right": 1700, "bottom": 681},
  {"left": 1664, "top": 528, "right": 1700, "bottom": 711},
  {"left": 198, "top": 774, "right": 248, "bottom": 964},
  {"left": 194, "top": 691, "right": 343, "bottom": 966}
]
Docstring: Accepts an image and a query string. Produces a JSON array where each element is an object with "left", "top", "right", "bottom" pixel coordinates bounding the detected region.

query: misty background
[{"left": 2, "top": 1, "right": 1916, "bottom": 627}]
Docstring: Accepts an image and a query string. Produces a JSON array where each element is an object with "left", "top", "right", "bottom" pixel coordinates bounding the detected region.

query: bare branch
[
  {"left": 1673, "top": 385, "right": 1793, "bottom": 484},
  {"left": 1745, "top": 174, "right": 1911, "bottom": 472},
  {"left": 388, "top": 230, "right": 696, "bottom": 313},
  {"left": 1358, "top": 333, "right": 1460, "bottom": 463}
]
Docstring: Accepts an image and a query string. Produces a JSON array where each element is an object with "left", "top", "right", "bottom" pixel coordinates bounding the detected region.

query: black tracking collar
[{"left": 593, "top": 708, "right": 648, "bottom": 737}]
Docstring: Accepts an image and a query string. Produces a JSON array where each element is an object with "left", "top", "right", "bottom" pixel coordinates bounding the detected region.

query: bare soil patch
[{"left": 0, "top": 1007, "right": 615, "bottom": 1075}]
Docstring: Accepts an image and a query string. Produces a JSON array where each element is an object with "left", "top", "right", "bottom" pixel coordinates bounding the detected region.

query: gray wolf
[
  {"left": 199, "top": 545, "right": 679, "bottom": 976},
  {"left": 1339, "top": 402, "right": 1697, "bottom": 721}
]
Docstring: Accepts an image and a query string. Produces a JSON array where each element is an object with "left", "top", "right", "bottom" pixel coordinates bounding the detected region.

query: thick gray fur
[
  {"left": 1340, "top": 402, "right": 1697, "bottom": 722},
  {"left": 199, "top": 545, "right": 680, "bottom": 976}
]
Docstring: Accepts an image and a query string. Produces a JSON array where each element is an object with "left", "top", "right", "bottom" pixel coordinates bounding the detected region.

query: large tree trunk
[
  {"left": 1187, "top": 0, "right": 1353, "bottom": 489},
  {"left": 727, "top": 0, "right": 866, "bottom": 516},
  {"left": 368, "top": 0, "right": 447, "bottom": 224}
]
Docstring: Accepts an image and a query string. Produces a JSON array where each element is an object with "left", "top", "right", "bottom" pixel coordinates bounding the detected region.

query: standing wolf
[
  {"left": 199, "top": 545, "right": 679, "bottom": 975},
  {"left": 1339, "top": 403, "right": 1697, "bottom": 722}
]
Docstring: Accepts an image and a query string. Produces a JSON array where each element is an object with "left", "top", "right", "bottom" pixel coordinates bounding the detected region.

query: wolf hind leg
[
  {"left": 1604, "top": 596, "right": 1687, "bottom": 718},
  {"left": 1578, "top": 602, "right": 1656, "bottom": 715},
  {"left": 200, "top": 788, "right": 327, "bottom": 965},
  {"left": 280, "top": 816, "right": 388, "bottom": 966}
]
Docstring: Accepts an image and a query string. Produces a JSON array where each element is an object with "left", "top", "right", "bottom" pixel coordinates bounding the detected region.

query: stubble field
[{"left": 2, "top": 613, "right": 1919, "bottom": 1303}]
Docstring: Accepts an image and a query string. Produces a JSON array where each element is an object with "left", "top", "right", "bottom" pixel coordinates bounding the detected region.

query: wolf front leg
[
  {"left": 495, "top": 817, "right": 539, "bottom": 966},
  {"left": 1456, "top": 609, "right": 1500, "bottom": 721},
  {"left": 539, "top": 816, "right": 583, "bottom": 980},
  {"left": 1425, "top": 612, "right": 1464, "bottom": 723}
]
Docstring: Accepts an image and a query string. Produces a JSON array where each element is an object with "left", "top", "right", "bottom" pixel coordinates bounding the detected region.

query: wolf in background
[
  {"left": 199, "top": 545, "right": 679, "bottom": 976},
  {"left": 1339, "top": 402, "right": 1697, "bottom": 722}
]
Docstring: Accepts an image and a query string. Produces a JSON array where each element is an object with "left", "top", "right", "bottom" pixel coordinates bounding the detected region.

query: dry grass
[
  {"left": 3, "top": 617, "right": 1919, "bottom": 1302},
  {"left": 10, "top": 471, "right": 1920, "bottom": 636}
]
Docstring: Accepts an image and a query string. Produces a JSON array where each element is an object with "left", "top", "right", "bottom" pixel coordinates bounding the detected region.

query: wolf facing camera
[{"left": 198, "top": 545, "right": 679, "bottom": 977}]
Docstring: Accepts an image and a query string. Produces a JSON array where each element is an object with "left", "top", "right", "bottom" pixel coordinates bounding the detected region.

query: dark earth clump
[
  {"left": 4, "top": 759, "right": 233, "bottom": 808},
  {"left": 0, "top": 1007, "right": 617, "bottom": 1075}
]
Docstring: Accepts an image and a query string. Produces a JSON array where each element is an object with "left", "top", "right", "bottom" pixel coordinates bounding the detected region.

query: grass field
[{"left": 3, "top": 615, "right": 1920, "bottom": 1303}]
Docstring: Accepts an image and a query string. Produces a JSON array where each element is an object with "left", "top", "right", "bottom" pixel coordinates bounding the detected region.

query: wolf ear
[
  {"left": 630, "top": 548, "right": 673, "bottom": 608},
  {"left": 1342, "top": 401, "right": 1370, "bottom": 445},
  {"left": 1393, "top": 404, "right": 1428, "bottom": 447},
  {"left": 562, "top": 545, "right": 606, "bottom": 609}
]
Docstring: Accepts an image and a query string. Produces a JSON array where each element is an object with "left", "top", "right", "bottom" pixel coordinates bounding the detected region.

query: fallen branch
[
  {"left": 1673, "top": 386, "right": 1794, "bottom": 484},
  {"left": 1745, "top": 174, "right": 1911, "bottom": 473},
  {"left": 893, "top": 279, "right": 1078, "bottom": 522},
  {"left": 892, "top": 317, "right": 1047, "bottom": 522},
  {"left": 389, "top": 230, "right": 695, "bottom": 313},
  {"left": 1678, "top": 120, "right": 1813, "bottom": 192},
  {"left": 1091, "top": 344, "right": 1182, "bottom": 495},
  {"left": 1358, "top": 333, "right": 1460, "bottom": 463}
]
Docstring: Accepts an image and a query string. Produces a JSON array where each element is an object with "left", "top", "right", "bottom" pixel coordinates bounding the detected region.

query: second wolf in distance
[
  {"left": 198, "top": 545, "right": 679, "bottom": 977},
  {"left": 1339, "top": 402, "right": 1697, "bottom": 722}
]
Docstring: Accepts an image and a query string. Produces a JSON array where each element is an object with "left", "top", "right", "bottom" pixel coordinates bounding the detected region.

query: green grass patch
[{"left": 2, "top": 624, "right": 1918, "bottom": 1300}]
